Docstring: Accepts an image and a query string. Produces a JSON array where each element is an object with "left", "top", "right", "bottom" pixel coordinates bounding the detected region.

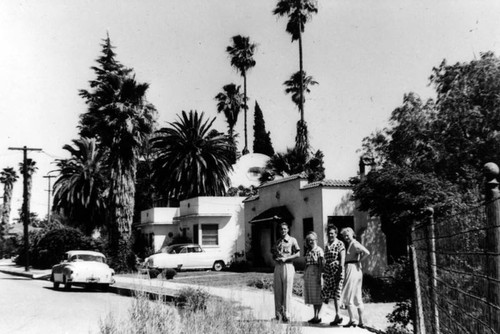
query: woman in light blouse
[{"left": 340, "top": 227, "right": 370, "bottom": 328}]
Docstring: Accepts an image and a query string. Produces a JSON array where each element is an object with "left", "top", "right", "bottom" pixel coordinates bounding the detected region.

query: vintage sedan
[
  {"left": 144, "top": 243, "right": 231, "bottom": 272},
  {"left": 50, "top": 250, "right": 115, "bottom": 290}
]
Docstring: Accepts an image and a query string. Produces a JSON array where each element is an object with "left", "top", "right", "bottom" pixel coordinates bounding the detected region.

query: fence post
[
  {"left": 410, "top": 221, "right": 425, "bottom": 334},
  {"left": 425, "top": 207, "right": 440, "bottom": 334},
  {"left": 483, "top": 162, "right": 500, "bottom": 333}
]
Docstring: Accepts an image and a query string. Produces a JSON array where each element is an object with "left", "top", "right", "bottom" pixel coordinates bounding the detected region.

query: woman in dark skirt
[
  {"left": 322, "top": 225, "right": 346, "bottom": 326},
  {"left": 303, "top": 231, "right": 324, "bottom": 324}
]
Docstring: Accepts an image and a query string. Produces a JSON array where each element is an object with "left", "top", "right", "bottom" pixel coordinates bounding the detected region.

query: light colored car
[
  {"left": 144, "top": 244, "right": 230, "bottom": 272},
  {"left": 50, "top": 250, "right": 115, "bottom": 290}
]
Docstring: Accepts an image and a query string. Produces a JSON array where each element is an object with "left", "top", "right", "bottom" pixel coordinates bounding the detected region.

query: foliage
[
  {"left": 386, "top": 299, "right": 414, "bottom": 334},
  {"left": 247, "top": 276, "right": 274, "bottom": 290},
  {"left": 99, "top": 292, "right": 302, "bottom": 334},
  {"left": 215, "top": 83, "right": 244, "bottom": 138},
  {"left": 53, "top": 137, "right": 108, "bottom": 235},
  {"left": 260, "top": 146, "right": 325, "bottom": 183},
  {"left": 161, "top": 268, "right": 177, "bottom": 280},
  {"left": 252, "top": 101, "right": 275, "bottom": 156},
  {"left": 226, "top": 35, "right": 257, "bottom": 155},
  {"left": 14, "top": 226, "right": 98, "bottom": 269},
  {"left": 76, "top": 34, "right": 157, "bottom": 271},
  {"left": 175, "top": 287, "right": 211, "bottom": 312},
  {"left": 354, "top": 52, "right": 500, "bottom": 225},
  {"left": 18, "top": 159, "right": 37, "bottom": 224},
  {"left": 227, "top": 185, "right": 257, "bottom": 197},
  {"left": 0, "top": 167, "right": 18, "bottom": 238},
  {"left": 362, "top": 257, "right": 413, "bottom": 302},
  {"left": 284, "top": 70, "right": 318, "bottom": 110},
  {"left": 151, "top": 110, "right": 234, "bottom": 201},
  {"left": 273, "top": 0, "right": 318, "bottom": 42}
]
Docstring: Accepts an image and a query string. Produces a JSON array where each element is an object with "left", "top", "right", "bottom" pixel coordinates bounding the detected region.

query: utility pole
[
  {"left": 43, "top": 174, "right": 56, "bottom": 224},
  {"left": 8, "top": 146, "right": 42, "bottom": 272}
]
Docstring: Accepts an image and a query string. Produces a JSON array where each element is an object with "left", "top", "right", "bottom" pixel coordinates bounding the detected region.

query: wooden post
[
  {"left": 411, "top": 222, "right": 425, "bottom": 334},
  {"left": 425, "top": 207, "right": 440, "bottom": 334},
  {"left": 483, "top": 162, "right": 500, "bottom": 333}
]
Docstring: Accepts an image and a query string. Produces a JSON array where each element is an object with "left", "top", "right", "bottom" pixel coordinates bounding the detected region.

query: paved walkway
[{"left": 0, "top": 260, "right": 388, "bottom": 334}]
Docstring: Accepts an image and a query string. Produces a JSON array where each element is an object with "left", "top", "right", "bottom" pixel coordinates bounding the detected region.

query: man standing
[{"left": 272, "top": 221, "right": 300, "bottom": 322}]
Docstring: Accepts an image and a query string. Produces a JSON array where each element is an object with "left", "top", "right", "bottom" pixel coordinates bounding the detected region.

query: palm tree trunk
[
  {"left": 242, "top": 72, "right": 249, "bottom": 155},
  {"left": 298, "top": 28, "right": 304, "bottom": 123},
  {"left": 1, "top": 184, "right": 13, "bottom": 239}
]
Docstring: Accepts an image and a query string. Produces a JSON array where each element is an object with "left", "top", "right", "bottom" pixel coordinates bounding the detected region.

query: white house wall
[{"left": 179, "top": 197, "right": 246, "bottom": 262}]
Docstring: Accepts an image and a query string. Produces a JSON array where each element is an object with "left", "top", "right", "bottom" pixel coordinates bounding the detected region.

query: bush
[
  {"left": 162, "top": 268, "right": 177, "bottom": 280},
  {"left": 229, "top": 260, "right": 252, "bottom": 272},
  {"left": 175, "top": 287, "right": 211, "bottom": 312},
  {"left": 386, "top": 299, "right": 414, "bottom": 334},
  {"left": 247, "top": 277, "right": 273, "bottom": 291},
  {"left": 363, "top": 257, "right": 413, "bottom": 302}
]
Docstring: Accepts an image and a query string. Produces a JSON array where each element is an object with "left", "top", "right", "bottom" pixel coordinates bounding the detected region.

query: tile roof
[
  {"left": 301, "top": 179, "right": 353, "bottom": 189},
  {"left": 259, "top": 172, "right": 308, "bottom": 188}
]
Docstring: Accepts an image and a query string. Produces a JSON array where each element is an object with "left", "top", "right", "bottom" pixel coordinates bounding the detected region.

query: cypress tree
[{"left": 253, "top": 101, "right": 275, "bottom": 156}]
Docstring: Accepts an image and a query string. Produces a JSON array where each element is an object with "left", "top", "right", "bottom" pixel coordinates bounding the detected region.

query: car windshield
[{"left": 70, "top": 254, "right": 105, "bottom": 263}]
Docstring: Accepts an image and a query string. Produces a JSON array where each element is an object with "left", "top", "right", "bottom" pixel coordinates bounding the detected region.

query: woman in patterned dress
[
  {"left": 322, "top": 225, "right": 346, "bottom": 326},
  {"left": 303, "top": 231, "right": 324, "bottom": 324},
  {"left": 340, "top": 227, "right": 370, "bottom": 328}
]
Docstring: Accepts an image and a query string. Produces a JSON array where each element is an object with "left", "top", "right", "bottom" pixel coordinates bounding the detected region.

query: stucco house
[{"left": 244, "top": 173, "right": 387, "bottom": 276}]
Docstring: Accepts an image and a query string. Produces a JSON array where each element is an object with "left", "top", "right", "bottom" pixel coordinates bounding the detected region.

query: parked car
[
  {"left": 144, "top": 244, "right": 231, "bottom": 273},
  {"left": 50, "top": 250, "right": 115, "bottom": 290}
]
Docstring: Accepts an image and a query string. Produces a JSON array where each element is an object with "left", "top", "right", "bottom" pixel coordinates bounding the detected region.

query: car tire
[
  {"left": 63, "top": 276, "right": 72, "bottom": 291},
  {"left": 53, "top": 281, "right": 60, "bottom": 289},
  {"left": 213, "top": 261, "right": 224, "bottom": 272}
]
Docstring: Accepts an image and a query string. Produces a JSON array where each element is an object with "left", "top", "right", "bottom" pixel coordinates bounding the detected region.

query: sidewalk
[{"left": 0, "top": 259, "right": 388, "bottom": 334}]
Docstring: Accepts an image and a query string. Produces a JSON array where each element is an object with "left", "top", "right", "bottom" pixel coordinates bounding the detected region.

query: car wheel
[
  {"left": 63, "top": 276, "right": 72, "bottom": 290},
  {"left": 213, "top": 261, "right": 224, "bottom": 272},
  {"left": 53, "top": 281, "right": 60, "bottom": 289}
]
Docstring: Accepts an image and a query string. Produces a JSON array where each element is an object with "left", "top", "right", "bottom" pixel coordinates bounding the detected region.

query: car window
[
  {"left": 193, "top": 246, "right": 202, "bottom": 253},
  {"left": 70, "top": 254, "right": 105, "bottom": 263},
  {"left": 179, "top": 247, "right": 188, "bottom": 254}
]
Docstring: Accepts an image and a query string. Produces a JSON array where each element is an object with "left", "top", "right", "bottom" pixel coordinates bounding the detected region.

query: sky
[{"left": 1, "top": 0, "right": 500, "bottom": 221}]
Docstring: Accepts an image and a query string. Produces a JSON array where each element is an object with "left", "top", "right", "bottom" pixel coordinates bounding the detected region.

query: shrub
[
  {"left": 175, "top": 287, "right": 211, "bottom": 312},
  {"left": 363, "top": 257, "right": 413, "bottom": 302},
  {"left": 229, "top": 260, "right": 252, "bottom": 272},
  {"left": 162, "top": 268, "right": 177, "bottom": 280},
  {"left": 247, "top": 277, "right": 273, "bottom": 291},
  {"left": 148, "top": 268, "right": 160, "bottom": 279},
  {"left": 386, "top": 299, "right": 414, "bottom": 334}
]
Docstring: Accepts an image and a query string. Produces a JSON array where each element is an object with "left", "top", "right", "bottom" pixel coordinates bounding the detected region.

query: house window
[
  {"left": 327, "top": 216, "right": 354, "bottom": 231},
  {"left": 201, "top": 224, "right": 219, "bottom": 245},
  {"left": 303, "top": 218, "right": 314, "bottom": 238}
]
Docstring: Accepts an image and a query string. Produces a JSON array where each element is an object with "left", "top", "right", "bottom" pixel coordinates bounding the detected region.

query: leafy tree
[
  {"left": 78, "top": 35, "right": 157, "bottom": 270},
  {"left": 226, "top": 35, "right": 257, "bottom": 155},
  {"left": 273, "top": 0, "right": 318, "bottom": 123},
  {"left": 52, "top": 137, "right": 107, "bottom": 235},
  {"left": 354, "top": 52, "right": 500, "bottom": 255},
  {"left": 0, "top": 167, "right": 18, "bottom": 239},
  {"left": 151, "top": 110, "right": 234, "bottom": 200},
  {"left": 253, "top": 101, "right": 275, "bottom": 157}
]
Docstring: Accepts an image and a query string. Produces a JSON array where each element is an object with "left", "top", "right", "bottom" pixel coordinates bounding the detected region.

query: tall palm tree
[
  {"left": 151, "top": 110, "right": 234, "bottom": 200},
  {"left": 215, "top": 83, "right": 244, "bottom": 138},
  {"left": 284, "top": 70, "right": 318, "bottom": 153},
  {"left": 226, "top": 35, "right": 257, "bottom": 155},
  {"left": 273, "top": 0, "right": 318, "bottom": 122},
  {"left": 53, "top": 137, "right": 107, "bottom": 235},
  {"left": 0, "top": 167, "right": 18, "bottom": 239},
  {"left": 18, "top": 159, "right": 37, "bottom": 225}
]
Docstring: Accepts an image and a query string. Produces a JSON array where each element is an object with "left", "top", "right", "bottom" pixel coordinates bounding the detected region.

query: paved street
[{"left": 0, "top": 272, "right": 132, "bottom": 334}]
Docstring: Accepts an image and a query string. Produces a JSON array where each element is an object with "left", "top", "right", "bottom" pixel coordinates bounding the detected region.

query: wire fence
[{"left": 411, "top": 198, "right": 500, "bottom": 334}]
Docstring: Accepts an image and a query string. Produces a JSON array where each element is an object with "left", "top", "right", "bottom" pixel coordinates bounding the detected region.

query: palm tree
[
  {"left": 226, "top": 35, "right": 257, "bottom": 155},
  {"left": 53, "top": 137, "right": 107, "bottom": 235},
  {"left": 0, "top": 167, "right": 18, "bottom": 239},
  {"left": 273, "top": 0, "right": 318, "bottom": 122},
  {"left": 284, "top": 70, "right": 318, "bottom": 153},
  {"left": 18, "top": 159, "right": 37, "bottom": 225},
  {"left": 151, "top": 110, "right": 234, "bottom": 200},
  {"left": 215, "top": 83, "right": 244, "bottom": 138}
]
